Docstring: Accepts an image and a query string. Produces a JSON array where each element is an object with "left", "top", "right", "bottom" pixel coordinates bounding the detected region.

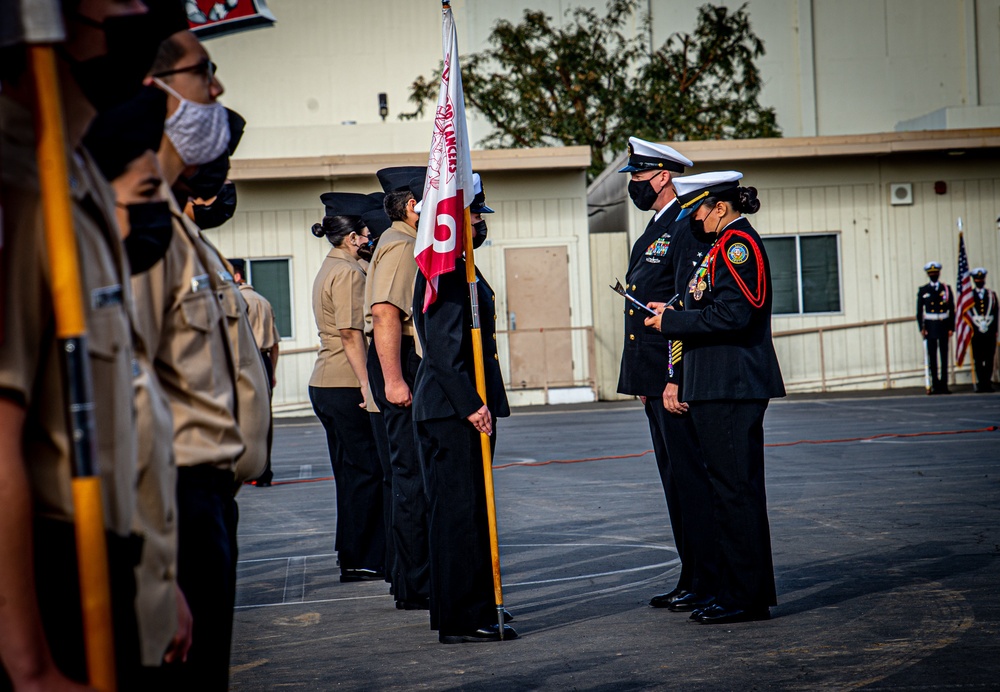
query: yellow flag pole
[
  {"left": 29, "top": 45, "right": 117, "bottom": 691},
  {"left": 462, "top": 207, "right": 506, "bottom": 637}
]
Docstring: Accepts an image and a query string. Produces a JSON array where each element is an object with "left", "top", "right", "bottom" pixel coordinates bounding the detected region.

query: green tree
[{"left": 403, "top": 1, "right": 780, "bottom": 180}]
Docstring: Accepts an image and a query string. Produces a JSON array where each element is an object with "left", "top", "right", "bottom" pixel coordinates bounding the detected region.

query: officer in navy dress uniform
[
  {"left": 968, "top": 268, "right": 998, "bottom": 393},
  {"left": 412, "top": 174, "right": 516, "bottom": 643},
  {"left": 646, "top": 172, "right": 784, "bottom": 625},
  {"left": 916, "top": 262, "right": 955, "bottom": 394},
  {"left": 616, "top": 138, "right": 720, "bottom": 612}
]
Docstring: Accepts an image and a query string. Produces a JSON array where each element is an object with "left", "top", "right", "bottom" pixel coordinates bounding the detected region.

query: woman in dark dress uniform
[{"left": 645, "top": 172, "right": 785, "bottom": 624}]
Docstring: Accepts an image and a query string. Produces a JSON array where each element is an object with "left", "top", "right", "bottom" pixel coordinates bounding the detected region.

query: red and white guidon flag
[{"left": 415, "top": 3, "right": 475, "bottom": 312}]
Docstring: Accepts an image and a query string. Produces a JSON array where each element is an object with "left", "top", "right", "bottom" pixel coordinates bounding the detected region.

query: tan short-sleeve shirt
[
  {"left": 364, "top": 220, "right": 418, "bottom": 338},
  {"left": 0, "top": 95, "right": 136, "bottom": 536},
  {"left": 130, "top": 193, "right": 244, "bottom": 471},
  {"left": 240, "top": 283, "right": 281, "bottom": 351},
  {"left": 310, "top": 246, "right": 366, "bottom": 388}
]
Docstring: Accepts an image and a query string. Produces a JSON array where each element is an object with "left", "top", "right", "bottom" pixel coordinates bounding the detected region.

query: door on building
[{"left": 504, "top": 246, "right": 573, "bottom": 389}]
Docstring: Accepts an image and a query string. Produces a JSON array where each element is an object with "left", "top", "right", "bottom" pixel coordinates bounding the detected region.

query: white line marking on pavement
[
  {"left": 281, "top": 556, "right": 307, "bottom": 604},
  {"left": 298, "top": 464, "right": 312, "bottom": 479}
]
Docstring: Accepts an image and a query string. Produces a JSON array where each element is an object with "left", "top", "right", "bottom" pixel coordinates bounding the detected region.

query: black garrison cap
[
  {"left": 376, "top": 166, "right": 426, "bottom": 194},
  {"left": 83, "top": 85, "right": 168, "bottom": 181},
  {"left": 320, "top": 192, "right": 382, "bottom": 218}
]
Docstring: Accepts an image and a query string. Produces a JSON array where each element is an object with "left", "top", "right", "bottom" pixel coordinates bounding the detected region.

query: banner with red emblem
[
  {"left": 414, "top": 3, "right": 475, "bottom": 311},
  {"left": 187, "top": 0, "right": 275, "bottom": 39}
]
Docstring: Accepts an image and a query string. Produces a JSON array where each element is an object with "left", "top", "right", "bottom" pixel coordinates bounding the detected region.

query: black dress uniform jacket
[
  {"left": 618, "top": 200, "right": 683, "bottom": 396},
  {"left": 916, "top": 282, "right": 956, "bottom": 338},
  {"left": 413, "top": 259, "right": 509, "bottom": 422},
  {"left": 660, "top": 217, "right": 785, "bottom": 401}
]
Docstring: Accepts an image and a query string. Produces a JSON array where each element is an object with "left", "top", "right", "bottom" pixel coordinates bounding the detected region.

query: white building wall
[{"left": 203, "top": 0, "right": 1000, "bottom": 161}]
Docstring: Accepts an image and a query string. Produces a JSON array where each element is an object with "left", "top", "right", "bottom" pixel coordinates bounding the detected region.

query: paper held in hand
[{"left": 610, "top": 279, "right": 658, "bottom": 315}]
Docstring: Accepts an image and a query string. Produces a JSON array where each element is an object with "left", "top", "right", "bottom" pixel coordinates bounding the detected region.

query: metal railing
[{"left": 772, "top": 316, "right": 955, "bottom": 392}]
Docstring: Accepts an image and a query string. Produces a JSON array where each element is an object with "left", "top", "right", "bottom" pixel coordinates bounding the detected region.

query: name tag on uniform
[
  {"left": 191, "top": 274, "right": 210, "bottom": 293},
  {"left": 91, "top": 284, "right": 122, "bottom": 309},
  {"left": 217, "top": 269, "right": 234, "bottom": 283}
]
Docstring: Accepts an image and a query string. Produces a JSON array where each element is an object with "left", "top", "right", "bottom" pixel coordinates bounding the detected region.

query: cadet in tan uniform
[
  {"left": 131, "top": 30, "right": 269, "bottom": 690},
  {"left": 230, "top": 258, "right": 280, "bottom": 486},
  {"left": 83, "top": 83, "right": 195, "bottom": 677},
  {"left": 366, "top": 167, "right": 431, "bottom": 609},
  {"left": 309, "top": 193, "right": 386, "bottom": 581},
  {"left": 360, "top": 204, "right": 396, "bottom": 585},
  {"left": 0, "top": 1, "right": 175, "bottom": 687}
]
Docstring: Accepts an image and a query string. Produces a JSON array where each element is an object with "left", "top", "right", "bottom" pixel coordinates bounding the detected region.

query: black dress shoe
[
  {"left": 502, "top": 608, "right": 514, "bottom": 623},
  {"left": 340, "top": 568, "right": 385, "bottom": 583},
  {"left": 439, "top": 624, "right": 518, "bottom": 644},
  {"left": 395, "top": 598, "right": 430, "bottom": 610},
  {"left": 650, "top": 588, "right": 690, "bottom": 608},
  {"left": 695, "top": 603, "right": 769, "bottom": 624},
  {"left": 668, "top": 592, "right": 716, "bottom": 612}
]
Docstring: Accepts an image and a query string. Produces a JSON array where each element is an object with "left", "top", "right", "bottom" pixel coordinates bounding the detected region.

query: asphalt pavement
[{"left": 229, "top": 390, "right": 1000, "bottom": 690}]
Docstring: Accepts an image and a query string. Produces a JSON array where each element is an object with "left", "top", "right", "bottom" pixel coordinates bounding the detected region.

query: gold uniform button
[
  {"left": 494, "top": 353, "right": 499, "bottom": 360},
  {"left": 629, "top": 334, "right": 635, "bottom": 341},
  {"left": 631, "top": 284, "right": 637, "bottom": 291},
  {"left": 629, "top": 309, "right": 634, "bottom": 316}
]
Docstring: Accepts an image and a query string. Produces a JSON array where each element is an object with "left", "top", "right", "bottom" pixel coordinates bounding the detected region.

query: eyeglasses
[{"left": 152, "top": 59, "right": 217, "bottom": 81}]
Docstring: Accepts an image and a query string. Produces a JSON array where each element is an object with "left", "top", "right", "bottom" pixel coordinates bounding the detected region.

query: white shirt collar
[{"left": 653, "top": 197, "right": 678, "bottom": 222}]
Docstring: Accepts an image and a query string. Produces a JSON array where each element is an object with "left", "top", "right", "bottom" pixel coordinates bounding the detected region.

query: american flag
[{"left": 954, "top": 233, "right": 974, "bottom": 365}]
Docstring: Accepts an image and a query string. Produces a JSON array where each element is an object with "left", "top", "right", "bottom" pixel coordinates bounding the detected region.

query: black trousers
[
  {"left": 169, "top": 465, "right": 239, "bottom": 691},
  {"left": 925, "top": 334, "right": 950, "bottom": 392},
  {"left": 366, "top": 337, "right": 429, "bottom": 603},
  {"left": 417, "top": 416, "right": 496, "bottom": 634},
  {"left": 688, "top": 399, "right": 776, "bottom": 610},
  {"left": 645, "top": 398, "right": 719, "bottom": 596},
  {"left": 0, "top": 520, "right": 142, "bottom": 691},
  {"left": 971, "top": 332, "right": 997, "bottom": 391},
  {"left": 310, "top": 386, "right": 386, "bottom": 571},
  {"left": 256, "top": 350, "right": 275, "bottom": 484},
  {"left": 369, "top": 410, "right": 395, "bottom": 585}
]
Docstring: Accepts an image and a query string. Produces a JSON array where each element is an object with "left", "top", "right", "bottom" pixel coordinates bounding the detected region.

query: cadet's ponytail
[{"left": 312, "top": 215, "right": 366, "bottom": 247}]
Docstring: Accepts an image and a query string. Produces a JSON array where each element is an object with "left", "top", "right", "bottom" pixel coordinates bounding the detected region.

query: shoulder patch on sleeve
[{"left": 727, "top": 242, "right": 749, "bottom": 265}]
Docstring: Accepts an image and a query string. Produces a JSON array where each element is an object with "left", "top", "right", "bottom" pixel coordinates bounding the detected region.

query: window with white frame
[
  {"left": 246, "top": 258, "right": 293, "bottom": 338},
  {"left": 762, "top": 234, "right": 842, "bottom": 315}
]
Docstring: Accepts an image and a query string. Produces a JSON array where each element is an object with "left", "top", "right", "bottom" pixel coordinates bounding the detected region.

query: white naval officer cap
[
  {"left": 971, "top": 267, "right": 987, "bottom": 278},
  {"left": 674, "top": 171, "right": 743, "bottom": 209},
  {"left": 618, "top": 136, "right": 693, "bottom": 174},
  {"left": 924, "top": 261, "right": 943, "bottom": 272}
]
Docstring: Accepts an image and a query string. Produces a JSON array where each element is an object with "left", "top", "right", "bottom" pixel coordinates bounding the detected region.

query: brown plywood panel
[{"left": 505, "top": 246, "right": 572, "bottom": 389}]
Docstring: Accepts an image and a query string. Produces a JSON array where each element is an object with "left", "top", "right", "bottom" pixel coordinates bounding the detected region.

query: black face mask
[
  {"left": 974, "top": 280, "right": 985, "bottom": 289},
  {"left": 123, "top": 201, "right": 172, "bottom": 274},
  {"left": 357, "top": 237, "right": 374, "bottom": 262},
  {"left": 472, "top": 220, "right": 489, "bottom": 249},
  {"left": 627, "top": 177, "right": 661, "bottom": 212},
  {"left": 181, "top": 154, "right": 231, "bottom": 202},
  {"left": 67, "top": 13, "right": 161, "bottom": 113},
  {"left": 192, "top": 183, "right": 237, "bottom": 230},
  {"left": 927, "top": 273, "right": 940, "bottom": 284}
]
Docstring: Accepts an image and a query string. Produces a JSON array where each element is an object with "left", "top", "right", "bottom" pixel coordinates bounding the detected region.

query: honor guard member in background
[
  {"left": 366, "top": 166, "right": 431, "bottom": 609},
  {"left": 1, "top": 1, "right": 182, "bottom": 687},
  {"left": 616, "top": 137, "right": 719, "bottom": 612},
  {"left": 309, "top": 192, "right": 386, "bottom": 582},
  {"left": 83, "top": 82, "right": 196, "bottom": 679},
  {"left": 646, "top": 173, "right": 784, "bottom": 625},
  {"left": 360, "top": 202, "right": 397, "bottom": 587},
  {"left": 412, "top": 174, "right": 517, "bottom": 643},
  {"left": 132, "top": 30, "right": 269, "bottom": 689},
  {"left": 968, "top": 268, "right": 998, "bottom": 393},
  {"left": 916, "top": 261, "right": 955, "bottom": 394},
  {"left": 230, "top": 258, "right": 281, "bottom": 486}
]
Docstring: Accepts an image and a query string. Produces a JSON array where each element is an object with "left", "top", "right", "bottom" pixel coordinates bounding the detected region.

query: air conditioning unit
[{"left": 889, "top": 182, "right": 913, "bottom": 206}]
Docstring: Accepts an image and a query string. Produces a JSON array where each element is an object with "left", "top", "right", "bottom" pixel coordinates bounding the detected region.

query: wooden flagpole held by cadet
[
  {"left": 29, "top": 44, "right": 117, "bottom": 691},
  {"left": 461, "top": 204, "right": 507, "bottom": 637}
]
